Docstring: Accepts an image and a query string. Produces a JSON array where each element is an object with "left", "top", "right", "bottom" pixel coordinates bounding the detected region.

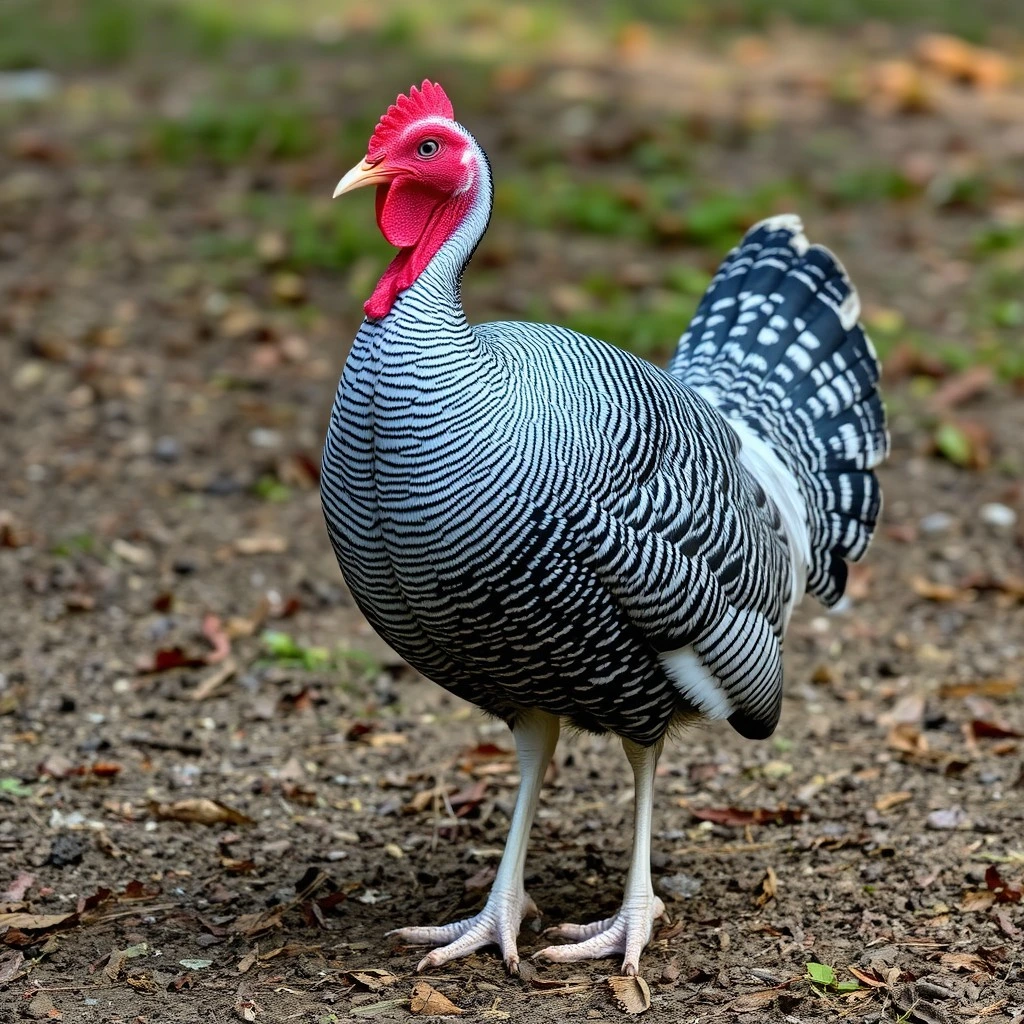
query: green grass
[
  {"left": 151, "top": 103, "right": 317, "bottom": 165},
  {"left": 4, "top": 0, "right": 1021, "bottom": 73}
]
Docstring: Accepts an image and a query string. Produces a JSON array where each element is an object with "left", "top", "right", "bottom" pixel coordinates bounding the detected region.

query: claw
[
  {"left": 389, "top": 889, "right": 538, "bottom": 972},
  {"left": 535, "top": 897, "right": 664, "bottom": 975}
]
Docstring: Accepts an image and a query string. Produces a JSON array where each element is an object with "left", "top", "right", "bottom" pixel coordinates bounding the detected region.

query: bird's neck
[{"left": 366, "top": 145, "right": 492, "bottom": 330}]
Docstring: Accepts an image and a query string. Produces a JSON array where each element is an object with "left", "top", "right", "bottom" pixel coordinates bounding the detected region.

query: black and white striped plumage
[{"left": 321, "top": 123, "right": 888, "bottom": 748}]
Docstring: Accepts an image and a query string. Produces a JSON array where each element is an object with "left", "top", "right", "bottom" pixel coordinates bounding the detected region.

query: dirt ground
[{"left": 2, "top": 8, "right": 1024, "bottom": 1023}]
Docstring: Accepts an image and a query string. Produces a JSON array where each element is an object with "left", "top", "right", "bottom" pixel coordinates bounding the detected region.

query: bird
[{"left": 321, "top": 80, "right": 889, "bottom": 977}]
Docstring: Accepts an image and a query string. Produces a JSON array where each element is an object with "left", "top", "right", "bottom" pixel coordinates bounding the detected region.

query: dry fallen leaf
[
  {"left": 755, "top": 866, "right": 778, "bottom": 907},
  {"left": 410, "top": 981, "right": 465, "bottom": 1016},
  {"left": 729, "top": 989, "right": 777, "bottom": 1013},
  {"left": 690, "top": 806, "right": 802, "bottom": 827},
  {"left": 148, "top": 798, "right": 254, "bottom": 827},
  {"left": 848, "top": 965, "right": 888, "bottom": 988},
  {"left": 607, "top": 975, "right": 651, "bottom": 1015},
  {"left": 939, "top": 679, "right": 1018, "bottom": 700},
  {"left": 234, "top": 535, "right": 288, "bottom": 556},
  {"left": 939, "top": 951, "right": 989, "bottom": 973},
  {"left": 349, "top": 968, "right": 399, "bottom": 991},
  {"left": 0, "top": 950, "right": 25, "bottom": 986},
  {"left": 912, "top": 577, "right": 962, "bottom": 602},
  {"left": 874, "top": 791, "right": 913, "bottom": 812}
]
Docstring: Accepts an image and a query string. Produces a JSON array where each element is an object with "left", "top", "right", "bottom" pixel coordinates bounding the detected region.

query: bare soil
[{"left": 1, "top": 17, "right": 1023, "bottom": 1024}]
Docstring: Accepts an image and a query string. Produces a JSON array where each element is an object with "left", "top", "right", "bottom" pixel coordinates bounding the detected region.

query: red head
[{"left": 334, "top": 81, "right": 480, "bottom": 319}]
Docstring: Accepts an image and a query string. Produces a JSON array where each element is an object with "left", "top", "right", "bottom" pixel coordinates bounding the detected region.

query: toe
[{"left": 543, "top": 916, "right": 613, "bottom": 942}]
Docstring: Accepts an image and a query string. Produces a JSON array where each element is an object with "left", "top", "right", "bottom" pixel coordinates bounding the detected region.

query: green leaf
[
  {"left": 179, "top": 958, "right": 213, "bottom": 970},
  {"left": 0, "top": 777, "right": 32, "bottom": 797},
  {"left": 836, "top": 980, "right": 861, "bottom": 992},
  {"left": 935, "top": 422, "right": 972, "bottom": 467},
  {"left": 261, "top": 630, "right": 304, "bottom": 660},
  {"left": 806, "top": 962, "right": 836, "bottom": 986}
]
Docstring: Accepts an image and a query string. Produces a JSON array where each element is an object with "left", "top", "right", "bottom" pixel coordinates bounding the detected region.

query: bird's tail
[{"left": 669, "top": 215, "right": 889, "bottom": 607}]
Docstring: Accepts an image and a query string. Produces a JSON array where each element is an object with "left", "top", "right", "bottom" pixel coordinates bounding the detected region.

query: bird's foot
[
  {"left": 387, "top": 890, "right": 539, "bottom": 974},
  {"left": 534, "top": 895, "right": 665, "bottom": 976}
]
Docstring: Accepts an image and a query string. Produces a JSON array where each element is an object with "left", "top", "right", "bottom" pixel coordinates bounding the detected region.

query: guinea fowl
[{"left": 321, "top": 81, "right": 889, "bottom": 976}]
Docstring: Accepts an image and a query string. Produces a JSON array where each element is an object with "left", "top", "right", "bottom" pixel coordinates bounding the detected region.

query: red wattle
[{"left": 364, "top": 179, "right": 474, "bottom": 319}]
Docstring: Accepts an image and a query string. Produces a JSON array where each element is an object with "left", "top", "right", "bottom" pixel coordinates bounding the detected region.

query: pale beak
[{"left": 332, "top": 158, "right": 396, "bottom": 198}]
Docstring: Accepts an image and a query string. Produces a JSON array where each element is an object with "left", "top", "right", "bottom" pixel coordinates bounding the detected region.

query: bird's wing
[{"left": 478, "top": 323, "right": 793, "bottom": 738}]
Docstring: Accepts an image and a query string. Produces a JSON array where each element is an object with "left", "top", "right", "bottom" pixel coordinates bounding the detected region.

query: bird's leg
[
  {"left": 388, "top": 708, "right": 559, "bottom": 973},
  {"left": 536, "top": 736, "right": 665, "bottom": 976}
]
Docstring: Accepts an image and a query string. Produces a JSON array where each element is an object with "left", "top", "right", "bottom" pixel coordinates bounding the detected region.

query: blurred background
[{"left": 1, "top": 2, "right": 1023, "bottom": 1019}]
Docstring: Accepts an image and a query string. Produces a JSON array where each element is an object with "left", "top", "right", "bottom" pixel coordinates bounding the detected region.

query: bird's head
[{"left": 334, "top": 81, "right": 483, "bottom": 320}]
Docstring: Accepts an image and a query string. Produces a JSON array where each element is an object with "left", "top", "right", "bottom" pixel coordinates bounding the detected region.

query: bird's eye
[{"left": 417, "top": 138, "right": 440, "bottom": 159}]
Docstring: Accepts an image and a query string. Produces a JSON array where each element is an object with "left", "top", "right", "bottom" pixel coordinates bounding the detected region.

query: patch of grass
[
  {"left": 52, "top": 533, "right": 97, "bottom": 558},
  {"left": 562, "top": 291, "right": 699, "bottom": 359},
  {"left": 262, "top": 630, "right": 331, "bottom": 670},
  {"left": 825, "top": 166, "right": 918, "bottom": 207},
  {"left": 261, "top": 630, "right": 382, "bottom": 680},
  {"left": 151, "top": 103, "right": 317, "bottom": 165},
  {"left": 252, "top": 475, "right": 292, "bottom": 503},
  {"left": 243, "top": 194, "right": 389, "bottom": 273},
  {"left": 593, "top": 0, "right": 1024, "bottom": 38},
  {"left": 0, "top": 777, "right": 32, "bottom": 798}
]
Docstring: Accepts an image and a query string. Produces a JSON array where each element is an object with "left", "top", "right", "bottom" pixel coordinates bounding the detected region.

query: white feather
[{"left": 659, "top": 645, "right": 734, "bottom": 719}]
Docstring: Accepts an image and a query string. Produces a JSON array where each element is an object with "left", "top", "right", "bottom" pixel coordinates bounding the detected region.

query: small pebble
[
  {"left": 979, "top": 502, "right": 1017, "bottom": 528},
  {"left": 248, "top": 428, "right": 282, "bottom": 450},
  {"left": 919, "top": 511, "right": 954, "bottom": 534},
  {"left": 154, "top": 435, "right": 181, "bottom": 462}
]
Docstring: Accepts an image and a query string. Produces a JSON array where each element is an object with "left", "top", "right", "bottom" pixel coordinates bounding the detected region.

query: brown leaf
[
  {"left": 930, "top": 366, "right": 995, "bottom": 411},
  {"left": 912, "top": 577, "right": 963, "bottom": 603},
  {"left": 958, "top": 890, "right": 996, "bottom": 913},
  {"left": 939, "top": 679, "right": 1018, "bottom": 700},
  {"left": 410, "top": 981, "right": 465, "bottom": 1016},
  {"left": 0, "top": 911, "right": 76, "bottom": 931},
  {"left": 875, "top": 791, "right": 913, "bottom": 812},
  {"left": 729, "top": 989, "right": 777, "bottom": 1013},
  {"left": 448, "top": 779, "right": 489, "bottom": 817},
  {"left": 887, "top": 725, "right": 928, "bottom": 755},
  {"left": 237, "top": 949, "right": 258, "bottom": 974},
  {"left": 349, "top": 969, "right": 399, "bottom": 991},
  {"left": 984, "top": 865, "right": 1023, "bottom": 903},
  {"left": 148, "top": 798, "right": 254, "bottom": 827},
  {"left": 993, "top": 907, "right": 1021, "bottom": 940},
  {"left": 607, "top": 975, "right": 651, "bottom": 1015},
  {"left": 0, "top": 873, "right": 35, "bottom": 903},
  {"left": 690, "top": 806, "right": 802, "bottom": 827},
  {"left": 939, "top": 951, "right": 989, "bottom": 973},
  {"left": 231, "top": 908, "right": 284, "bottom": 938},
  {"left": 848, "top": 965, "right": 889, "bottom": 988},
  {"left": 755, "top": 866, "right": 778, "bottom": 907},
  {"left": 970, "top": 720, "right": 1023, "bottom": 740},
  {"left": 0, "top": 950, "right": 25, "bottom": 986},
  {"left": 234, "top": 535, "right": 288, "bottom": 556},
  {"left": 221, "top": 857, "right": 257, "bottom": 875},
  {"left": 916, "top": 34, "right": 1010, "bottom": 90},
  {"left": 136, "top": 647, "right": 208, "bottom": 673}
]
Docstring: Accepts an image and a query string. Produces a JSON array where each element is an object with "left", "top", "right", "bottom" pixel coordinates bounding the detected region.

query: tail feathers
[{"left": 669, "top": 215, "right": 889, "bottom": 607}]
